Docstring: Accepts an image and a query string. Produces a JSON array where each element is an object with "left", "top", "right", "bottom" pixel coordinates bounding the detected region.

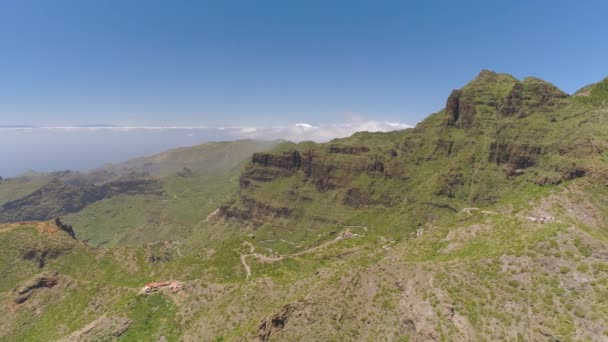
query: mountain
[
  {"left": 2, "top": 71, "right": 608, "bottom": 341},
  {"left": 96, "top": 139, "right": 281, "bottom": 177},
  {"left": 0, "top": 139, "right": 280, "bottom": 246}
]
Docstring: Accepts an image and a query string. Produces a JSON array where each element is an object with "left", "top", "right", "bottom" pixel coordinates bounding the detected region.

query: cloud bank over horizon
[
  {"left": 1, "top": 119, "right": 413, "bottom": 142},
  {"left": 229, "top": 120, "right": 412, "bottom": 142},
  {"left": 0, "top": 119, "right": 413, "bottom": 176}
]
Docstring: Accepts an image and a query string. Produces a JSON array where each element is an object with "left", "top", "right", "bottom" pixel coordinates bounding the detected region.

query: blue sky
[{"left": 1, "top": 0, "right": 607, "bottom": 127}]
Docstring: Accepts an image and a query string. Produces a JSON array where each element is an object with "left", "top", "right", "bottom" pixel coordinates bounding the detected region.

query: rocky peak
[{"left": 446, "top": 71, "right": 569, "bottom": 126}]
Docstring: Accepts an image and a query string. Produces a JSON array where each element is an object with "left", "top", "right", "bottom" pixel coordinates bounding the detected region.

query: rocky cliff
[{"left": 220, "top": 71, "right": 608, "bottom": 229}]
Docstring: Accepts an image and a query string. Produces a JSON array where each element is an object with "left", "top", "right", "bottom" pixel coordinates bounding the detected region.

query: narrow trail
[
  {"left": 240, "top": 254, "right": 252, "bottom": 279},
  {"left": 239, "top": 230, "right": 360, "bottom": 279},
  {"left": 239, "top": 208, "right": 563, "bottom": 279}
]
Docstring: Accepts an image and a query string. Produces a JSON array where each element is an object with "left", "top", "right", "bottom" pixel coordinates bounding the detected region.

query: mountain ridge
[{"left": 2, "top": 71, "right": 608, "bottom": 341}]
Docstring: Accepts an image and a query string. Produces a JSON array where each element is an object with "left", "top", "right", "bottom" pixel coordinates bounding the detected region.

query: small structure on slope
[
  {"left": 525, "top": 216, "right": 555, "bottom": 224},
  {"left": 142, "top": 280, "right": 183, "bottom": 294}
]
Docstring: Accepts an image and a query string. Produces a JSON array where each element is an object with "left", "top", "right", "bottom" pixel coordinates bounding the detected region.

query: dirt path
[
  {"left": 239, "top": 230, "right": 359, "bottom": 279},
  {"left": 240, "top": 254, "right": 252, "bottom": 279},
  {"left": 462, "top": 207, "right": 498, "bottom": 215}
]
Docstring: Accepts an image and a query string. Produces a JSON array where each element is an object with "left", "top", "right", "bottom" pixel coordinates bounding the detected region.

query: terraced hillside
[{"left": 2, "top": 71, "right": 608, "bottom": 341}]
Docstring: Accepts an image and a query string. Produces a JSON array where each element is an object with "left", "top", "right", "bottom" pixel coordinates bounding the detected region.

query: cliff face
[
  {"left": 195, "top": 72, "right": 608, "bottom": 341},
  {"left": 221, "top": 71, "right": 608, "bottom": 227}
]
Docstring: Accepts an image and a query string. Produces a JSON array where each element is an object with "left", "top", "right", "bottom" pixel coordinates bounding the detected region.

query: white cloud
[
  {"left": 239, "top": 127, "right": 257, "bottom": 133},
  {"left": 227, "top": 119, "right": 412, "bottom": 142},
  {"left": 0, "top": 119, "right": 413, "bottom": 142}
]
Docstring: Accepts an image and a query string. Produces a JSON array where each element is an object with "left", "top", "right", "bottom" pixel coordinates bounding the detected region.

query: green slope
[
  {"left": 1, "top": 140, "right": 280, "bottom": 247},
  {"left": 2, "top": 72, "right": 608, "bottom": 341},
  {"left": 97, "top": 139, "right": 281, "bottom": 177}
]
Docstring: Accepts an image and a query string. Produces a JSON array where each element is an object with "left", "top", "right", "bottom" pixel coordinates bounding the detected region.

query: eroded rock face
[
  {"left": 218, "top": 195, "right": 294, "bottom": 226},
  {"left": 445, "top": 90, "right": 476, "bottom": 128},
  {"left": 61, "top": 316, "right": 131, "bottom": 341},
  {"left": 489, "top": 142, "right": 542, "bottom": 169},
  {"left": 500, "top": 82, "right": 524, "bottom": 116},
  {"left": 436, "top": 170, "right": 465, "bottom": 198},
  {"left": 55, "top": 218, "right": 76, "bottom": 239},
  {"left": 522, "top": 77, "right": 568, "bottom": 111},
  {"left": 258, "top": 301, "right": 307, "bottom": 342},
  {"left": 240, "top": 167, "right": 295, "bottom": 188},
  {"left": 499, "top": 79, "right": 568, "bottom": 117},
  {"left": 14, "top": 272, "right": 60, "bottom": 304},
  {"left": 252, "top": 150, "right": 302, "bottom": 170},
  {"left": 328, "top": 145, "right": 370, "bottom": 154},
  {"left": 446, "top": 89, "right": 462, "bottom": 126}
]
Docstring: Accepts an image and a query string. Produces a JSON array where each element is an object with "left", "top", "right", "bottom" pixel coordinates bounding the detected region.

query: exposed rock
[
  {"left": 14, "top": 272, "right": 60, "bottom": 304},
  {"left": 252, "top": 150, "right": 302, "bottom": 170},
  {"left": 296, "top": 152, "right": 336, "bottom": 191},
  {"left": 240, "top": 167, "right": 293, "bottom": 188},
  {"left": 368, "top": 159, "right": 385, "bottom": 173},
  {"left": 446, "top": 90, "right": 476, "bottom": 129},
  {"left": 436, "top": 170, "right": 465, "bottom": 198},
  {"left": 218, "top": 205, "right": 252, "bottom": 222},
  {"left": 489, "top": 142, "right": 542, "bottom": 169},
  {"left": 55, "top": 217, "right": 76, "bottom": 239},
  {"left": 328, "top": 145, "right": 370, "bottom": 154},
  {"left": 521, "top": 77, "right": 568, "bottom": 111},
  {"left": 499, "top": 82, "right": 524, "bottom": 116},
  {"left": 343, "top": 188, "right": 369, "bottom": 208},
  {"left": 177, "top": 167, "right": 194, "bottom": 177},
  {"left": 145, "top": 240, "right": 176, "bottom": 263},
  {"left": 241, "top": 196, "right": 293, "bottom": 219},
  {"left": 258, "top": 301, "right": 307, "bottom": 341},
  {"left": 60, "top": 316, "right": 131, "bottom": 341},
  {"left": 489, "top": 77, "right": 567, "bottom": 117},
  {"left": 432, "top": 139, "right": 455, "bottom": 158},
  {"left": 219, "top": 196, "right": 294, "bottom": 225},
  {"left": 445, "top": 90, "right": 462, "bottom": 126}
]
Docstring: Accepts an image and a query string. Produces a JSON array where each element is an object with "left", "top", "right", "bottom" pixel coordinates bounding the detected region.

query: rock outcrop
[
  {"left": 60, "top": 316, "right": 131, "bottom": 341},
  {"left": 488, "top": 142, "right": 542, "bottom": 169},
  {"left": 328, "top": 145, "right": 370, "bottom": 154},
  {"left": 258, "top": 301, "right": 307, "bottom": 341},
  {"left": 13, "top": 272, "right": 60, "bottom": 304},
  {"left": 55, "top": 218, "right": 76, "bottom": 239},
  {"left": 252, "top": 150, "right": 302, "bottom": 170}
]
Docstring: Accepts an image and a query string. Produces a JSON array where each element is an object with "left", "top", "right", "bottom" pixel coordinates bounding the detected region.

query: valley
[{"left": 2, "top": 71, "right": 608, "bottom": 341}]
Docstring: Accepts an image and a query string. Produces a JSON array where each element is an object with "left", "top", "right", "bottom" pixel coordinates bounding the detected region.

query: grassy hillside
[
  {"left": 97, "top": 139, "right": 281, "bottom": 177},
  {"left": 2, "top": 72, "right": 608, "bottom": 341},
  {"left": 62, "top": 172, "right": 238, "bottom": 247},
  {"left": 1, "top": 140, "right": 280, "bottom": 247},
  {"left": 0, "top": 175, "right": 51, "bottom": 206}
]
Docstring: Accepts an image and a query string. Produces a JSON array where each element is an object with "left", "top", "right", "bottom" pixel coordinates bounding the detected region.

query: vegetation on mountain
[
  {"left": 2, "top": 72, "right": 608, "bottom": 341},
  {"left": 0, "top": 140, "right": 280, "bottom": 246}
]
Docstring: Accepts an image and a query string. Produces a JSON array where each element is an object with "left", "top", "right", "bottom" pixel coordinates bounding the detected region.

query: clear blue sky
[{"left": 1, "top": 0, "right": 607, "bottom": 127}]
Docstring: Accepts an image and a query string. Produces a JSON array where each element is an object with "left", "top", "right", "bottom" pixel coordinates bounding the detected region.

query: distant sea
[
  {"left": 0, "top": 120, "right": 411, "bottom": 177},
  {"left": 0, "top": 127, "right": 232, "bottom": 177}
]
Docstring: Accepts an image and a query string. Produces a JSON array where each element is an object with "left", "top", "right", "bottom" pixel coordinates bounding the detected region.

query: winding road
[{"left": 239, "top": 230, "right": 359, "bottom": 279}]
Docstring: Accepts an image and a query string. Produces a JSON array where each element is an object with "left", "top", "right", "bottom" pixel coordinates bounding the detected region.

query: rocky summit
[{"left": 2, "top": 72, "right": 608, "bottom": 341}]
